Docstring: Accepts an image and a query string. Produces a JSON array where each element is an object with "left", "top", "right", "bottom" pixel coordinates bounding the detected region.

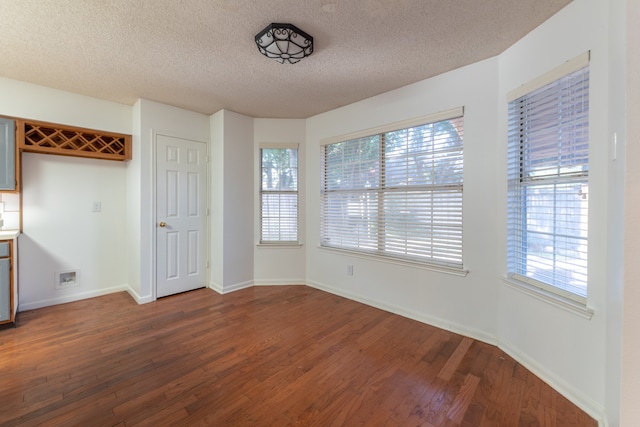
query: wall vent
[{"left": 55, "top": 270, "right": 79, "bottom": 289}]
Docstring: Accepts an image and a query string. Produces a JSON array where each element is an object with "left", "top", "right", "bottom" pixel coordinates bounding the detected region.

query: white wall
[
  {"left": 210, "top": 111, "right": 224, "bottom": 288},
  {"left": 127, "top": 102, "right": 143, "bottom": 299},
  {"left": 209, "top": 110, "right": 255, "bottom": 292},
  {"left": 0, "top": 78, "right": 132, "bottom": 309},
  {"left": 605, "top": 0, "right": 628, "bottom": 425},
  {"left": 306, "top": 56, "right": 501, "bottom": 344},
  {"left": 497, "top": 0, "right": 613, "bottom": 420},
  {"left": 130, "top": 99, "right": 210, "bottom": 303},
  {"left": 0, "top": 0, "right": 632, "bottom": 423},
  {"left": 303, "top": 0, "right": 622, "bottom": 423},
  {"left": 20, "top": 153, "right": 128, "bottom": 309},
  {"left": 253, "top": 119, "right": 306, "bottom": 285},
  {"left": 0, "top": 77, "right": 131, "bottom": 133},
  {"left": 621, "top": 0, "right": 639, "bottom": 424},
  {"left": 223, "top": 111, "right": 254, "bottom": 290}
]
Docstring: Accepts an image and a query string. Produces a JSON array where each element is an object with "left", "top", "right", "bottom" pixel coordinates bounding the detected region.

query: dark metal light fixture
[{"left": 255, "top": 23, "right": 313, "bottom": 64}]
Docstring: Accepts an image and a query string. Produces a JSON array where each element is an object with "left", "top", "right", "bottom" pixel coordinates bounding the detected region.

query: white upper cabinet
[{"left": 0, "top": 118, "right": 15, "bottom": 191}]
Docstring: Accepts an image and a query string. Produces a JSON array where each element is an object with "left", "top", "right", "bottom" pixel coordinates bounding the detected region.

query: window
[
  {"left": 320, "top": 108, "right": 464, "bottom": 269},
  {"left": 507, "top": 53, "right": 589, "bottom": 302},
  {"left": 260, "top": 145, "right": 299, "bottom": 243}
]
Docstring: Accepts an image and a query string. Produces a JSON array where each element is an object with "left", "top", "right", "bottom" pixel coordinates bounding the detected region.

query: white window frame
[
  {"left": 259, "top": 143, "right": 300, "bottom": 245},
  {"left": 506, "top": 52, "right": 590, "bottom": 305},
  {"left": 320, "top": 107, "right": 465, "bottom": 271}
]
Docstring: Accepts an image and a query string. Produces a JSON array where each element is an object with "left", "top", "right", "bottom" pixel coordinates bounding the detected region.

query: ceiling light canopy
[{"left": 255, "top": 23, "right": 313, "bottom": 64}]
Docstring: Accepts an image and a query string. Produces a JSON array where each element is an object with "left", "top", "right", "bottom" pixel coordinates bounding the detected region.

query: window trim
[
  {"left": 321, "top": 107, "right": 464, "bottom": 147},
  {"left": 259, "top": 143, "right": 300, "bottom": 245},
  {"left": 506, "top": 52, "right": 590, "bottom": 305},
  {"left": 501, "top": 275, "right": 594, "bottom": 319},
  {"left": 507, "top": 51, "right": 590, "bottom": 102},
  {"left": 319, "top": 245, "right": 469, "bottom": 277},
  {"left": 320, "top": 107, "right": 465, "bottom": 270}
]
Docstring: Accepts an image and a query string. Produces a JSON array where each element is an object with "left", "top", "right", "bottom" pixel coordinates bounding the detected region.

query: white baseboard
[
  {"left": 209, "top": 282, "right": 223, "bottom": 294},
  {"left": 16, "top": 279, "right": 608, "bottom": 426},
  {"left": 498, "top": 338, "right": 607, "bottom": 427},
  {"left": 306, "top": 279, "right": 606, "bottom": 427},
  {"left": 208, "top": 280, "right": 253, "bottom": 294},
  {"left": 19, "top": 285, "right": 132, "bottom": 311},
  {"left": 306, "top": 280, "right": 497, "bottom": 346},
  {"left": 254, "top": 279, "right": 306, "bottom": 286},
  {"left": 125, "top": 286, "right": 154, "bottom": 305}
]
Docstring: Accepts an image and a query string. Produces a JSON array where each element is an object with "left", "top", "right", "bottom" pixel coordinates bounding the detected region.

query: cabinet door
[
  {"left": 0, "top": 258, "right": 9, "bottom": 322},
  {"left": 0, "top": 117, "right": 16, "bottom": 191}
]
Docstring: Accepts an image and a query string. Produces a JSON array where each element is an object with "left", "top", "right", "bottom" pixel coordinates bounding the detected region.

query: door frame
[{"left": 151, "top": 130, "right": 210, "bottom": 300}]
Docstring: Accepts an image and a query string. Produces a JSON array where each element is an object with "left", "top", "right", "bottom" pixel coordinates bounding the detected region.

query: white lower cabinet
[{"left": 0, "top": 237, "right": 17, "bottom": 327}]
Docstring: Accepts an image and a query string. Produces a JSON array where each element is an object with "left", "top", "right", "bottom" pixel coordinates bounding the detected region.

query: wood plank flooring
[{"left": 0, "top": 286, "right": 597, "bottom": 426}]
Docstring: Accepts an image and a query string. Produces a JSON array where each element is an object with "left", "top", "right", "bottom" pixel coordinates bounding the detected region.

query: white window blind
[
  {"left": 321, "top": 109, "right": 464, "bottom": 268},
  {"left": 260, "top": 145, "right": 299, "bottom": 243},
  {"left": 507, "top": 57, "right": 589, "bottom": 302}
]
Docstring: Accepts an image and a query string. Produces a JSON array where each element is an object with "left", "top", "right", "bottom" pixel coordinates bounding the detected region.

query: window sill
[
  {"left": 318, "top": 246, "right": 469, "bottom": 277},
  {"left": 257, "top": 242, "right": 303, "bottom": 249},
  {"left": 501, "top": 276, "right": 594, "bottom": 320}
]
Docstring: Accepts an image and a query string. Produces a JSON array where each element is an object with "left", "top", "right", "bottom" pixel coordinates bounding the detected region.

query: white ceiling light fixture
[{"left": 255, "top": 23, "right": 313, "bottom": 64}]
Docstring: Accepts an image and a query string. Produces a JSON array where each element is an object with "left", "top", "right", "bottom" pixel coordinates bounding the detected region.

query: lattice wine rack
[{"left": 17, "top": 120, "right": 131, "bottom": 161}]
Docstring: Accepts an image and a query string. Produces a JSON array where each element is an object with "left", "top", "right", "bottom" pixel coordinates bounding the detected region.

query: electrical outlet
[
  {"left": 92, "top": 201, "right": 101, "bottom": 212},
  {"left": 347, "top": 265, "right": 353, "bottom": 276}
]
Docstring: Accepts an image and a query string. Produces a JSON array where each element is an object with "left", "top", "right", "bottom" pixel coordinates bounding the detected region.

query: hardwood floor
[{"left": 0, "top": 286, "right": 596, "bottom": 426}]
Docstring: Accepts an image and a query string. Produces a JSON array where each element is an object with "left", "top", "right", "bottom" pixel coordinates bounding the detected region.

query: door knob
[{"left": 159, "top": 221, "right": 167, "bottom": 227}]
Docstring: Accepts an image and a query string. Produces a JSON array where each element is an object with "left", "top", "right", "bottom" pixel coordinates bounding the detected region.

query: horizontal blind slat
[
  {"left": 260, "top": 147, "right": 299, "bottom": 242},
  {"left": 507, "top": 64, "right": 589, "bottom": 299},
  {"left": 321, "top": 113, "right": 464, "bottom": 267}
]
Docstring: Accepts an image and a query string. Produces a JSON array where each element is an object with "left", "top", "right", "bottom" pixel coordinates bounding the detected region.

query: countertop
[{"left": 0, "top": 230, "right": 20, "bottom": 239}]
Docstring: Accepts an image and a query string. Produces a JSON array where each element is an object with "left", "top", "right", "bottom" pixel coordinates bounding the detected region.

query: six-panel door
[{"left": 155, "top": 135, "right": 207, "bottom": 298}]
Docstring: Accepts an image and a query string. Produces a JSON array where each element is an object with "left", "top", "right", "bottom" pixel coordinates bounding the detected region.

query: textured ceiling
[{"left": 0, "top": 0, "right": 572, "bottom": 119}]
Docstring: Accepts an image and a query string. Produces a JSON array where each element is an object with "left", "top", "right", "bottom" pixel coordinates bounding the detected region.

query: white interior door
[{"left": 156, "top": 134, "right": 207, "bottom": 298}]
